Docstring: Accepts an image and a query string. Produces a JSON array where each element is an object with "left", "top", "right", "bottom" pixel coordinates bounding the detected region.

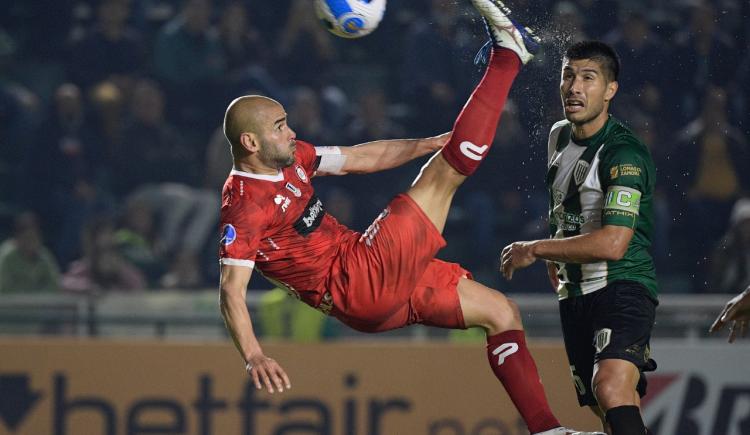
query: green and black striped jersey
[{"left": 546, "top": 116, "right": 658, "bottom": 300}]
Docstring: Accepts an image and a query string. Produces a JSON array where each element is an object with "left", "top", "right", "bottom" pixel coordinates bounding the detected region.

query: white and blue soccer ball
[{"left": 314, "top": 0, "right": 386, "bottom": 39}]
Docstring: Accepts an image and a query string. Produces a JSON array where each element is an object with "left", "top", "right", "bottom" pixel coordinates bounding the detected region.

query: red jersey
[{"left": 219, "top": 141, "right": 357, "bottom": 305}]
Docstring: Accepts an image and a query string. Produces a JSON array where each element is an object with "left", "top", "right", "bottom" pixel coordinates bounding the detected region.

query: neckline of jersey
[
  {"left": 570, "top": 115, "right": 614, "bottom": 148},
  {"left": 230, "top": 168, "right": 284, "bottom": 182}
]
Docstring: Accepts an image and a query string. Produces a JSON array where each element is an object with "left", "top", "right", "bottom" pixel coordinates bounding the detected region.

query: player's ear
[
  {"left": 240, "top": 132, "right": 259, "bottom": 153},
  {"left": 604, "top": 80, "right": 618, "bottom": 102}
]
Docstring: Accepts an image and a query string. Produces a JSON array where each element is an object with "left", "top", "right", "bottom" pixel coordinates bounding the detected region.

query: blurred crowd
[{"left": 0, "top": 0, "right": 748, "bottom": 294}]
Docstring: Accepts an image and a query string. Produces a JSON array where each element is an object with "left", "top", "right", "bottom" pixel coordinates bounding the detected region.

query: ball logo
[
  {"left": 295, "top": 165, "right": 309, "bottom": 183},
  {"left": 344, "top": 18, "right": 362, "bottom": 31},
  {"left": 338, "top": 14, "right": 365, "bottom": 33},
  {"left": 221, "top": 224, "right": 237, "bottom": 246},
  {"left": 314, "top": 0, "right": 385, "bottom": 39}
]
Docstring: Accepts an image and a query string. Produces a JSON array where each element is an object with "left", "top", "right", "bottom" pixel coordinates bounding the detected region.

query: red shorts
[{"left": 326, "top": 194, "right": 469, "bottom": 332}]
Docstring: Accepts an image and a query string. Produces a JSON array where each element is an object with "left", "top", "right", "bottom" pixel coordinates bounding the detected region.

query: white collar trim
[{"left": 230, "top": 168, "right": 284, "bottom": 182}]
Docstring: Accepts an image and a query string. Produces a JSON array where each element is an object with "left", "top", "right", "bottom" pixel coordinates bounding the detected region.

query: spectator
[
  {"left": 153, "top": 0, "right": 226, "bottom": 131},
  {"left": 217, "top": 1, "right": 286, "bottom": 101},
  {"left": 1, "top": 0, "right": 73, "bottom": 63},
  {"left": 456, "top": 100, "right": 545, "bottom": 289},
  {"left": 27, "top": 83, "right": 112, "bottom": 265},
  {"left": 116, "top": 78, "right": 219, "bottom": 287},
  {"left": 401, "top": 0, "right": 476, "bottom": 136},
  {"left": 346, "top": 88, "right": 406, "bottom": 145},
  {"left": 289, "top": 87, "right": 338, "bottom": 146},
  {"left": 204, "top": 125, "right": 234, "bottom": 192},
  {"left": 0, "top": 212, "right": 60, "bottom": 293},
  {"left": 126, "top": 182, "right": 218, "bottom": 288},
  {"left": 547, "top": 1, "right": 589, "bottom": 44},
  {"left": 605, "top": 9, "right": 668, "bottom": 137},
  {"left": 276, "top": 0, "right": 336, "bottom": 88},
  {"left": 671, "top": 1, "right": 738, "bottom": 125},
  {"left": 1, "top": 25, "right": 39, "bottom": 184},
  {"left": 114, "top": 78, "right": 195, "bottom": 194},
  {"left": 0, "top": 63, "right": 40, "bottom": 213},
  {"left": 218, "top": 1, "right": 269, "bottom": 71},
  {"left": 344, "top": 87, "right": 412, "bottom": 230},
  {"left": 67, "top": 0, "right": 144, "bottom": 89},
  {"left": 114, "top": 198, "right": 167, "bottom": 287},
  {"left": 153, "top": 0, "right": 224, "bottom": 87},
  {"left": 711, "top": 198, "right": 750, "bottom": 294},
  {"left": 89, "top": 80, "right": 126, "bottom": 165},
  {"left": 670, "top": 86, "right": 749, "bottom": 290},
  {"left": 675, "top": 87, "right": 748, "bottom": 207},
  {"left": 62, "top": 216, "right": 146, "bottom": 293},
  {"left": 574, "top": 0, "right": 620, "bottom": 38}
]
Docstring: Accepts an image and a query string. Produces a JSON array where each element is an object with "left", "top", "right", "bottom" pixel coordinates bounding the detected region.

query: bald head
[{"left": 223, "top": 95, "right": 283, "bottom": 154}]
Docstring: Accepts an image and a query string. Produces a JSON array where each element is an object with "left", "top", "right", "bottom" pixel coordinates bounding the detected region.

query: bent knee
[
  {"left": 484, "top": 293, "right": 522, "bottom": 334},
  {"left": 593, "top": 371, "right": 639, "bottom": 409},
  {"left": 593, "top": 378, "right": 621, "bottom": 401},
  {"left": 459, "top": 280, "right": 523, "bottom": 334}
]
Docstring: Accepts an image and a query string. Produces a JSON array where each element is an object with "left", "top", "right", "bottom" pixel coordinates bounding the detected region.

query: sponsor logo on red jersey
[
  {"left": 274, "top": 194, "right": 291, "bottom": 212},
  {"left": 293, "top": 195, "right": 325, "bottom": 236},
  {"left": 286, "top": 182, "right": 302, "bottom": 197}
]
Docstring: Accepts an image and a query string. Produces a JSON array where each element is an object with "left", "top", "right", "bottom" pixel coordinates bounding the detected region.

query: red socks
[
  {"left": 487, "top": 330, "right": 560, "bottom": 434},
  {"left": 440, "top": 47, "right": 521, "bottom": 176}
]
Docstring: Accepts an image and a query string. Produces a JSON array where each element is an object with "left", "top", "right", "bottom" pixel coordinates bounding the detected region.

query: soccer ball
[{"left": 314, "top": 0, "right": 387, "bottom": 39}]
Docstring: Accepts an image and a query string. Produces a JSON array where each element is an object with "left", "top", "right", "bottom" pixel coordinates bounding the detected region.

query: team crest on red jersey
[{"left": 295, "top": 165, "right": 309, "bottom": 183}]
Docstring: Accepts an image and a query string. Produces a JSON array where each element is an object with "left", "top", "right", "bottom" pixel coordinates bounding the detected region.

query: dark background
[{"left": 0, "top": 0, "right": 748, "bottom": 295}]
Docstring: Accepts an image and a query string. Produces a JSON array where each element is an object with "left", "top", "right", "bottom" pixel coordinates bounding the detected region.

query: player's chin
[
  {"left": 563, "top": 110, "right": 583, "bottom": 121},
  {"left": 564, "top": 110, "right": 592, "bottom": 125}
]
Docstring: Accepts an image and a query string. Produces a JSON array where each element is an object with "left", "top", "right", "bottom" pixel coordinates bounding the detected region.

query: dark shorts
[
  {"left": 327, "top": 194, "right": 468, "bottom": 333},
  {"left": 559, "top": 280, "right": 658, "bottom": 407}
]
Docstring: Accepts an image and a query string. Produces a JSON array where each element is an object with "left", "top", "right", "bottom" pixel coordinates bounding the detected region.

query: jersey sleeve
[
  {"left": 295, "top": 140, "right": 320, "bottom": 176},
  {"left": 599, "top": 141, "right": 652, "bottom": 229},
  {"left": 218, "top": 199, "right": 269, "bottom": 268}
]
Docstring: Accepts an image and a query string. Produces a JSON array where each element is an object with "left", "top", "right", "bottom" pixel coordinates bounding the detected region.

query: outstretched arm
[
  {"left": 710, "top": 286, "right": 750, "bottom": 343},
  {"left": 319, "top": 132, "right": 449, "bottom": 176},
  {"left": 220, "top": 264, "right": 290, "bottom": 393},
  {"left": 501, "top": 225, "right": 634, "bottom": 280}
]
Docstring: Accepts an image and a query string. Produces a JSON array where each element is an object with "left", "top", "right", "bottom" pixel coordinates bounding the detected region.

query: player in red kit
[{"left": 219, "top": 1, "right": 603, "bottom": 434}]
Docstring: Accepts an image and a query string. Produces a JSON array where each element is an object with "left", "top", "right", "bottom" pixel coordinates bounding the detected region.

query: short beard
[{"left": 259, "top": 142, "right": 295, "bottom": 169}]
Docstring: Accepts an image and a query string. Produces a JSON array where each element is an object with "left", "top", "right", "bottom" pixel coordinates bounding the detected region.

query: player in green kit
[{"left": 500, "top": 41, "right": 657, "bottom": 435}]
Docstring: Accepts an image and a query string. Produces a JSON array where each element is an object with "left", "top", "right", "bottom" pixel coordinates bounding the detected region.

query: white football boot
[{"left": 470, "top": 0, "right": 540, "bottom": 64}]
